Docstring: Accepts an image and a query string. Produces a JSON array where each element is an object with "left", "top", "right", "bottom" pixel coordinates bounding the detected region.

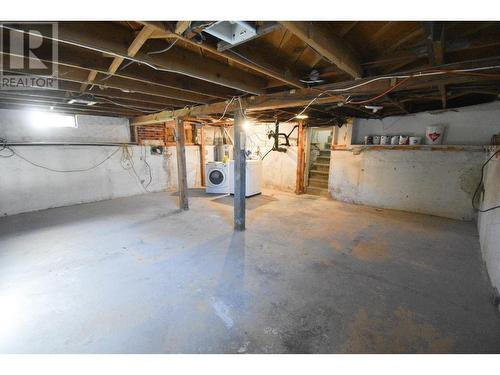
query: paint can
[
  {"left": 399, "top": 135, "right": 409, "bottom": 145},
  {"left": 364, "top": 136, "right": 373, "bottom": 145},
  {"left": 373, "top": 135, "right": 381, "bottom": 145},
  {"left": 409, "top": 136, "right": 422, "bottom": 145},
  {"left": 380, "top": 135, "right": 391, "bottom": 145},
  {"left": 390, "top": 135, "right": 400, "bottom": 145},
  {"left": 425, "top": 125, "right": 445, "bottom": 145}
]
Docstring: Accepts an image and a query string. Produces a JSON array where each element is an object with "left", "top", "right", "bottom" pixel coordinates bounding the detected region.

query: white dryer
[
  {"left": 205, "top": 162, "right": 230, "bottom": 194},
  {"left": 228, "top": 159, "right": 263, "bottom": 197}
]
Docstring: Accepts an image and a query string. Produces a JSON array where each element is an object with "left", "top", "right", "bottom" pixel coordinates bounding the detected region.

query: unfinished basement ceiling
[{"left": 1, "top": 21, "right": 500, "bottom": 124}]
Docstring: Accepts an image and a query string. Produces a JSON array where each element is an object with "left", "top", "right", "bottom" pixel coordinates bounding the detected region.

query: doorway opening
[{"left": 305, "top": 127, "right": 332, "bottom": 196}]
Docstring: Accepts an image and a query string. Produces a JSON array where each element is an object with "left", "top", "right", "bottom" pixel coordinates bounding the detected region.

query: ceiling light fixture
[
  {"left": 364, "top": 105, "right": 384, "bottom": 113},
  {"left": 295, "top": 114, "right": 309, "bottom": 119},
  {"left": 67, "top": 99, "right": 97, "bottom": 106}
]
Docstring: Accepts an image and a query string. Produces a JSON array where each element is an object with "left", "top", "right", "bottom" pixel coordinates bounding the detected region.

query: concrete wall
[
  {"left": 0, "top": 144, "right": 203, "bottom": 216},
  {"left": 329, "top": 148, "right": 484, "bottom": 220},
  {"left": 0, "top": 108, "right": 130, "bottom": 143},
  {"left": 353, "top": 101, "right": 500, "bottom": 145},
  {"left": 0, "top": 110, "right": 204, "bottom": 215},
  {"left": 329, "top": 103, "right": 500, "bottom": 220},
  {"left": 478, "top": 150, "right": 500, "bottom": 295},
  {"left": 246, "top": 122, "right": 298, "bottom": 192}
]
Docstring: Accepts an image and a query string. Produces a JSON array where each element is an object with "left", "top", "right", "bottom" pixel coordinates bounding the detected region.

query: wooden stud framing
[
  {"left": 295, "top": 120, "right": 306, "bottom": 195},
  {"left": 175, "top": 117, "right": 189, "bottom": 210}
]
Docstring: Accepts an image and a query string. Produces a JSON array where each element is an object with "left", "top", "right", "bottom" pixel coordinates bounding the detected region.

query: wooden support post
[
  {"left": 199, "top": 125, "right": 206, "bottom": 187},
  {"left": 175, "top": 117, "right": 189, "bottom": 210},
  {"left": 295, "top": 120, "right": 306, "bottom": 194},
  {"left": 233, "top": 109, "right": 246, "bottom": 231}
]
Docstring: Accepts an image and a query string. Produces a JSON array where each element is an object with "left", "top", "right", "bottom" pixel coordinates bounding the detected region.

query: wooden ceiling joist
[
  {"left": 80, "top": 25, "right": 155, "bottom": 91},
  {"left": 279, "top": 21, "right": 363, "bottom": 79},
  {"left": 8, "top": 22, "right": 267, "bottom": 95},
  {"left": 139, "top": 21, "right": 306, "bottom": 89},
  {"left": 424, "top": 22, "right": 447, "bottom": 108},
  {"left": 131, "top": 57, "right": 500, "bottom": 125}
]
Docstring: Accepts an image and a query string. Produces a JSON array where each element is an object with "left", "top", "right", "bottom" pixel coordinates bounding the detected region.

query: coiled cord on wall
[
  {"left": 472, "top": 147, "right": 500, "bottom": 213},
  {"left": 0, "top": 138, "right": 153, "bottom": 191}
]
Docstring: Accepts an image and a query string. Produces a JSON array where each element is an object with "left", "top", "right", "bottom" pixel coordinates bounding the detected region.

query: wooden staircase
[{"left": 306, "top": 150, "right": 330, "bottom": 197}]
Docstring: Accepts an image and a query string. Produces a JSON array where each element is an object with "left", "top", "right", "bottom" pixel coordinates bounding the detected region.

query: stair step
[
  {"left": 308, "top": 178, "right": 328, "bottom": 188},
  {"left": 306, "top": 186, "right": 330, "bottom": 197},
  {"left": 319, "top": 149, "right": 331, "bottom": 156},
  {"left": 311, "top": 163, "right": 330, "bottom": 172},
  {"left": 310, "top": 169, "right": 329, "bottom": 175}
]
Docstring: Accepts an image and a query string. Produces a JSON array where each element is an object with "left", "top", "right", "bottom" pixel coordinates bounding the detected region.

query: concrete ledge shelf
[{"left": 331, "top": 144, "right": 490, "bottom": 152}]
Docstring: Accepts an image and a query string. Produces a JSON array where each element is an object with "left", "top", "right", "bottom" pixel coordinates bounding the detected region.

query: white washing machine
[
  {"left": 205, "top": 162, "right": 230, "bottom": 194},
  {"left": 228, "top": 159, "right": 263, "bottom": 197}
]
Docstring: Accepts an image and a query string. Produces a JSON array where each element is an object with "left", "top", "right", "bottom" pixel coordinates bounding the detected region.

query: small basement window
[{"left": 29, "top": 111, "right": 77, "bottom": 128}]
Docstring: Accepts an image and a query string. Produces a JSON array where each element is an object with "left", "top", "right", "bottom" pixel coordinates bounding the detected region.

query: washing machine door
[{"left": 208, "top": 168, "right": 226, "bottom": 186}]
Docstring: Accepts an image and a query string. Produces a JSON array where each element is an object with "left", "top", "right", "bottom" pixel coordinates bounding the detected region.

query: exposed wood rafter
[
  {"left": 80, "top": 25, "right": 155, "bottom": 92},
  {"left": 279, "top": 21, "right": 363, "bottom": 79},
  {"left": 140, "top": 21, "right": 305, "bottom": 89}
]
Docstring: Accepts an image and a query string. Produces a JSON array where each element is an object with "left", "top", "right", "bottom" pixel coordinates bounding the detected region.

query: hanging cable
[
  {"left": 94, "top": 96, "right": 175, "bottom": 114},
  {"left": 147, "top": 39, "right": 178, "bottom": 55},
  {"left": 279, "top": 65, "right": 500, "bottom": 123},
  {"left": 0, "top": 141, "right": 121, "bottom": 172},
  {"left": 0, "top": 138, "right": 154, "bottom": 193},
  {"left": 472, "top": 147, "right": 500, "bottom": 213}
]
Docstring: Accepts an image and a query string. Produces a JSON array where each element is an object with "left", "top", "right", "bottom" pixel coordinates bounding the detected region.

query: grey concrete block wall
[
  {"left": 478, "top": 153, "right": 500, "bottom": 296},
  {"left": 352, "top": 101, "right": 500, "bottom": 146},
  {"left": 328, "top": 149, "right": 484, "bottom": 220},
  {"left": 0, "top": 108, "right": 131, "bottom": 143}
]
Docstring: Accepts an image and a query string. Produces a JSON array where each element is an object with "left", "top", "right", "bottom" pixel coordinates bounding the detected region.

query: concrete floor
[{"left": 0, "top": 189, "right": 499, "bottom": 353}]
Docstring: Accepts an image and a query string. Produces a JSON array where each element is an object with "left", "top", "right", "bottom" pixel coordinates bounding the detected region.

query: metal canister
[
  {"left": 409, "top": 136, "right": 422, "bottom": 145},
  {"left": 390, "top": 135, "right": 400, "bottom": 145},
  {"left": 380, "top": 135, "right": 391, "bottom": 145},
  {"left": 399, "top": 135, "right": 409, "bottom": 145}
]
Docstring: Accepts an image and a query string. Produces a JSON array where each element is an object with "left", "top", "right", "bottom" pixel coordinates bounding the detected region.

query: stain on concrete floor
[{"left": 0, "top": 189, "right": 499, "bottom": 353}]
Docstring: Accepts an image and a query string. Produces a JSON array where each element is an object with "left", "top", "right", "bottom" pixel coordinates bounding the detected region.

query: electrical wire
[
  {"left": 1, "top": 138, "right": 154, "bottom": 192},
  {"left": 280, "top": 65, "right": 500, "bottom": 123},
  {"left": 213, "top": 97, "right": 237, "bottom": 122},
  {"left": 147, "top": 39, "right": 178, "bottom": 55},
  {"left": 346, "top": 76, "right": 412, "bottom": 105},
  {"left": 0, "top": 140, "right": 121, "bottom": 172},
  {"left": 472, "top": 147, "right": 500, "bottom": 213},
  {"left": 94, "top": 96, "right": 175, "bottom": 114}
]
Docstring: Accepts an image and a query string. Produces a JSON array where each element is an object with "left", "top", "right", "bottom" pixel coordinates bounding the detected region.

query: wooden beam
[
  {"left": 233, "top": 109, "right": 246, "bottom": 231},
  {"left": 131, "top": 57, "right": 500, "bottom": 125},
  {"left": 174, "top": 21, "right": 191, "bottom": 35},
  {"left": 279, "top": 21, "right": 362, "bottom": 79},
  {"left": 10, "top": 22, "right": 267, "bottom": 95},
  {"left": 295, "top": 120, "right": 306, "bottom": 194},
  {"left": 424, "top": 22, "right": 447, "bottom": 108},
  {"left": 81, "top": 25, "right": 154, "bottom": 92},
  {"left": 140, "top": 21, "right": 305, "bottom": 89},
  {"left": 338, "top": 22, "right": 358, "bottom": 37},
  {"left": 0, "top": 42, "right": 234, "bottom": 100},
  {"left": 4, "top": 64, "right": 205, "bottom": 107},
  {"left": 175, "top": 117, "right": 189, "bottom": 210}
]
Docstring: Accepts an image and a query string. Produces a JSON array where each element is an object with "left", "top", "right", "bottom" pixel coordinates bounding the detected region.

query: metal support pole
[
  {"left": 199, "top": 125, "right": 206, "bottom": 187},
  {"left": 175, "top": 117, "right": 189, "bottom": 210},
  {"left": 233, "top": 109, "right": 246, "bottom": 231}
]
